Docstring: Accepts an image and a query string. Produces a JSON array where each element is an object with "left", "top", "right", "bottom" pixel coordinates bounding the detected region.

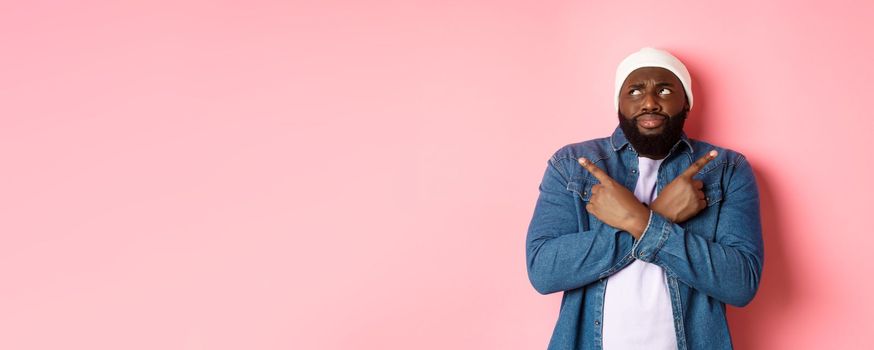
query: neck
[{"left": 637, "top": 149, "right": 668, "bottom": 160}]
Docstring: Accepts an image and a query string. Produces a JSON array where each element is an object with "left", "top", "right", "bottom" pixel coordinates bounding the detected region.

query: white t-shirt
[{"left": 601, "top": 157, "right": 677, "bottom": 349}]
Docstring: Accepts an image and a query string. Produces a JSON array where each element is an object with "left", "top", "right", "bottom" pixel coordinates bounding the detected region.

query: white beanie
[{"left": 614, "top": 47, "right": 693, "bottom": 111}]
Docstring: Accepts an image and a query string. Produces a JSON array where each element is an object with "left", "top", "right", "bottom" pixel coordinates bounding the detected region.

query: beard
[{"left": 617, "top": 108, "right": 688, "bottom": 159}]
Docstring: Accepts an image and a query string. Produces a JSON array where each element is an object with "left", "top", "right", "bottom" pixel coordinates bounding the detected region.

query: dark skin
[
  {"left": 577, "top": 67, "right": 717, "bottom": 238},
  {"left": 619, "top": 67, "right": 689, "bottom": 148}
]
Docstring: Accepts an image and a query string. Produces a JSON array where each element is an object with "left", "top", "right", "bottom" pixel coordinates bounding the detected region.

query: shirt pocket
[
  {"left": 703, "top": 181, "right": 724, "bottom": 208},
  {"left": 566, "top": 174, "right": 597, "bottom": 202},
  {"left": 566, "top": 175, "right": 598, "bottom": 231},
  {"left": 681, "top": 181, "right": 724, "bottom": 241}
]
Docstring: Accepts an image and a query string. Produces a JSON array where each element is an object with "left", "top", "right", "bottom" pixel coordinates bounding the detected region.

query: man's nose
[{"left": 641, "top": 92, "right": 661, "bottom": 113}]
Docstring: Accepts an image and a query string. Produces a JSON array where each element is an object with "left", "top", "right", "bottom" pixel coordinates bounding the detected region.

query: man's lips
[{"left": 636, "top": 114, "right": 666, "bottom": 129}]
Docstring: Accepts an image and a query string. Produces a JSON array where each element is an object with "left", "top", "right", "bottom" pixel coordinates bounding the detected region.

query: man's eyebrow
[{"left": 626, "top": 81, "right": 677, "bottom": 88}]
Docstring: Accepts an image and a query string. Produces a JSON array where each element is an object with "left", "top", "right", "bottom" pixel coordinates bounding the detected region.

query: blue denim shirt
[{"left": 526, "top": 126, "right": 763, "bottom": 349}]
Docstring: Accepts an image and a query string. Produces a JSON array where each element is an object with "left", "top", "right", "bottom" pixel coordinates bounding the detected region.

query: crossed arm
[
  {"left": 578, "top": 150, "right": 718, "bottom": 239},
  {"left": 526, "top": 151, "right": 763, "bottom": 306}
]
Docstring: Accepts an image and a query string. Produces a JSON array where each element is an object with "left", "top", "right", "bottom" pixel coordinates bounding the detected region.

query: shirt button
[
  {"left": 631, "top": 169, "right": 637, "bottom": 173},
  {"left": 594, "top": 320, "right": 600, "bottom": 326}
]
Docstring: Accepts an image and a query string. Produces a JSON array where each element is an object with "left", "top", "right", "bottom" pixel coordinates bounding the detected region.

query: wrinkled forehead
[{"left": 621, "top": 67, "right": 683, "bottom": 87}]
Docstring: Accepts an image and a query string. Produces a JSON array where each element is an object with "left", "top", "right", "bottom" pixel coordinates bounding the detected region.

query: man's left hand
[{"left": 650, "top": 150, "right": 718, "bottom": 223}]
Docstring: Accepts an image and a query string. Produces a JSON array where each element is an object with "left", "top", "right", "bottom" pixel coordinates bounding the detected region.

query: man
[{"left": 525, "top": 47, "right": 763, "bottom": 350}]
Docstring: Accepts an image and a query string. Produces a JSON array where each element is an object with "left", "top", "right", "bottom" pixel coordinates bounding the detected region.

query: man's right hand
[
  {"left": 650, "top": 150, "right": 718, "bottom": 223},
  {"left": 578, "top": 157, "right": 650, "bottom": 239}
]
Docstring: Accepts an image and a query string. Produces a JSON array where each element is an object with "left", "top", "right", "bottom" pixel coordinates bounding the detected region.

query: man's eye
[
  {"left": 630, "top": 89, "right": 642, "bottom": 95},
  {"left": 659, "top": 88, "right": 672, "bottom": 95}
]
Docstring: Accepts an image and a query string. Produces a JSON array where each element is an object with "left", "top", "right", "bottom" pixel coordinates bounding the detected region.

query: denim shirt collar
[{"left": 609, "top": 125, "right": 694, "bottom": 157}]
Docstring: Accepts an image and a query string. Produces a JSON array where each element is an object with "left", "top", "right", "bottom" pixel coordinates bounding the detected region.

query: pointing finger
[
  {"left": 578, "top": 157, "right": 612, "bottom": 183},
  {"left": 682, "top": 150, "right": 718, "bottom": 178}
]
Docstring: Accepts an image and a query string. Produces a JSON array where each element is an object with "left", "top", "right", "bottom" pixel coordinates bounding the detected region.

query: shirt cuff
[{"left": 631, "top": 210, "right": 670, "bottom": 262}]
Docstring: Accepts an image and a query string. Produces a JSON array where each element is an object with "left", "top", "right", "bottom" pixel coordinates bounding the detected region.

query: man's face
[{"left": 617, "top": 67, "right": 689, "bottom": 158}]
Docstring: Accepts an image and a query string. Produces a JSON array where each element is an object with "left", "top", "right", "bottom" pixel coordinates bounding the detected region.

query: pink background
[{"left": 2, "top": 1, "right": 873, "bottom": 349}]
